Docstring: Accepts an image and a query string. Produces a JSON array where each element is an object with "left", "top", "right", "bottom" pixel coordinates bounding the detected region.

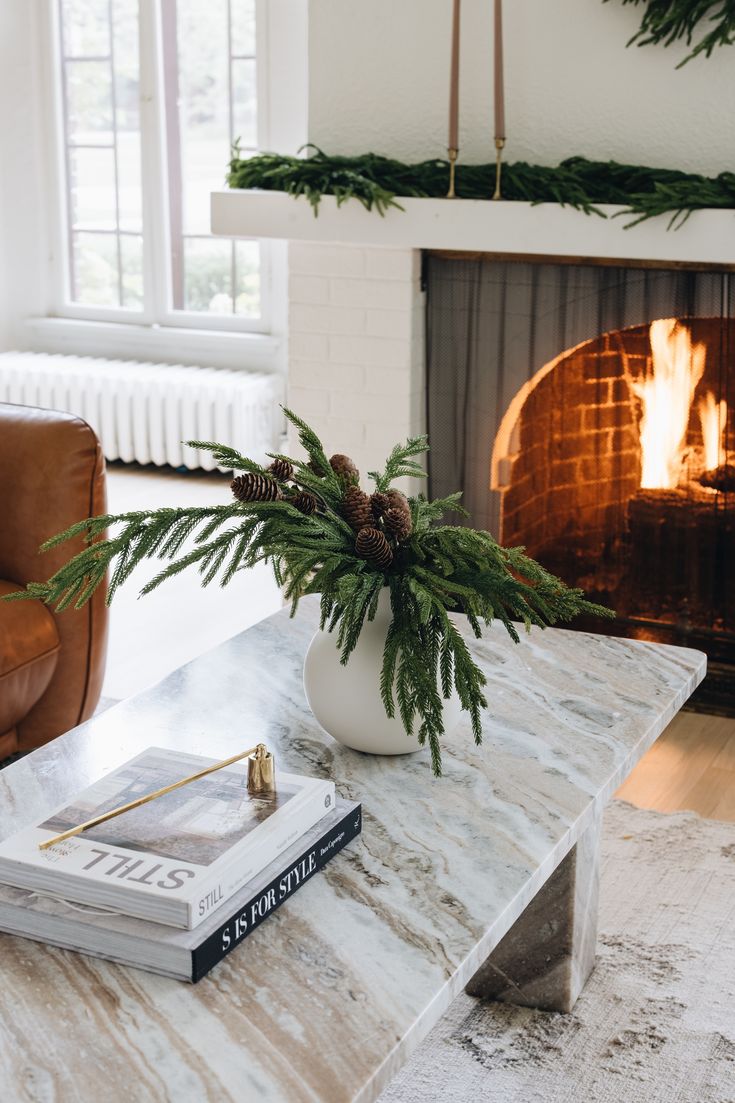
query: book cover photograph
[{"left": 40, "top": 749, "right": 303, "bottom": 865}]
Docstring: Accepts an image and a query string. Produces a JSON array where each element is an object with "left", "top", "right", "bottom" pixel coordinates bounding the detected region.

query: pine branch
[
  {"left": 282, "top": 406, "right": 338, "bottom": 485},
  {"left": 606, "top": 0, "right": 735, "bottom": 65},
  {"left": 186, "top": 440, "right": 269, "bottom": 475},
  {"left": 368, "top": 435, "right": 428, "bottom": 492}
]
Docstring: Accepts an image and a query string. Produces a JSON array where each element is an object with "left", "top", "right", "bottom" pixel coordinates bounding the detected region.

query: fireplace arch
[
  {"left": 426, "top": 256, "right": 735, "bottom": 689},
  {"left": 491, "top": 324, "right": 643, "bottom": 557},
  {"left": 489, "top": 316, "right": 735, "bottom": 661}
]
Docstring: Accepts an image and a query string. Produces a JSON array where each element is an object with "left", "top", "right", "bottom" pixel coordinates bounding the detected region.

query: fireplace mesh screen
[{"left": 426, "top": 256, "right": 735, "bottom": 671}]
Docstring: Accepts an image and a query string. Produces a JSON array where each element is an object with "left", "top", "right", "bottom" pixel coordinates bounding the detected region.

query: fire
[
  {"left": 698, "top": 392, "right": 728, "bottom": 472},
  {"left": 632, "top": 319, "right": 706, "bottom": 489}
]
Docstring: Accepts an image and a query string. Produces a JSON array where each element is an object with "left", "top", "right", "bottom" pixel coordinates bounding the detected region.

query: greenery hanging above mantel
[
  {"left": 227, "top": 148, "right": 735, "bottom": 229},
  {"left": 608, "top": 0, "right": 735, "bottom": 66}
]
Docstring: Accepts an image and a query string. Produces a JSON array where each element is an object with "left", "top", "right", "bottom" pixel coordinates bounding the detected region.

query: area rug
[{"left": 380, "top": 801, "right": 735, "bottom": 1103}]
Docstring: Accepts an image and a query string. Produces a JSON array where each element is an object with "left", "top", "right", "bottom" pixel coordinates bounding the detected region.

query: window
[{"left": 51, "top": 0, "right": 266, "bottom": 331}]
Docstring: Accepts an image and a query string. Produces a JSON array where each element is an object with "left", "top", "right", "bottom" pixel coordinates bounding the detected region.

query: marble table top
[{"left": 0, "top": 600, "right": 705, "bottom": 1103}]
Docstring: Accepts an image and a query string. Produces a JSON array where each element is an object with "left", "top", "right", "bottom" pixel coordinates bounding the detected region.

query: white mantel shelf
[{"left": 211, "top": 190, "right": 735, "bottom": 267}]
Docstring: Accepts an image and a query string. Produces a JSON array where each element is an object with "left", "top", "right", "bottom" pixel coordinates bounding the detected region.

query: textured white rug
[{"left": 380, "top": 801, "right": 735, "bottom": 1103}]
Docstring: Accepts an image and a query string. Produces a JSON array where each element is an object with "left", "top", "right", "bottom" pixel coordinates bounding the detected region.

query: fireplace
[{"left": 426, "top": 257, "right": 735, "bottom": 704}]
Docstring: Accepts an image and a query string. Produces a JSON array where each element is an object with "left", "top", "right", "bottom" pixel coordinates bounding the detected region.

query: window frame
[{"left": 41, "top": 0, "right": 272, "bottom": 338}]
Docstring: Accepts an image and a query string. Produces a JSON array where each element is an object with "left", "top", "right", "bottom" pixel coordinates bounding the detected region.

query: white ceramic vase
[{"left": 303, "top": 588, "right": 463, "bottom": 756}]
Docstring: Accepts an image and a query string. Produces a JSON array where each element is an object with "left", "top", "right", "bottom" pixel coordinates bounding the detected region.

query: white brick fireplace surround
[
  {"left": 287, "top": 242, "right": 425, "bottom": 477},
  {"left": 211, "top": 191, "right": 734, "bottom": 477}
]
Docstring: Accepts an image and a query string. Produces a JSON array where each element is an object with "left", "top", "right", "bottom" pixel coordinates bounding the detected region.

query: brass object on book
[
  {"left": 247, "top": 743, "right": 276, "bottom": 794},
  {"left": 446, "top": 148, "right": 459, "bottom": 198},
  {"left": 39, "top": 743, "right": 276, "bottom": 850},
  {"left": 492, "top": 138, "right": 505, "bottom": 200}
]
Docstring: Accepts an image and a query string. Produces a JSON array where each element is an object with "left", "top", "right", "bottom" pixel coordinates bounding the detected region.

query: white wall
[
  {"left": 287, "top": 242, "right": 424, "bottom": 483},
  {"left": 307, "top": 0, "right": 735, "bottom": 175},
  {"left": 0, "top": 0, "right": 48, "bottom": 352}
]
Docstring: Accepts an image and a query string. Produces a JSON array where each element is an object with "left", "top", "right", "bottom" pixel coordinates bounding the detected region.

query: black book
[{"left": 0, "top": 800, "right": 361, "bottom": 982}]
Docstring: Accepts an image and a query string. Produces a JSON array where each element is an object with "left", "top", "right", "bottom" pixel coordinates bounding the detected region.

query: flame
[
  {"left": 698, "top": 392, "right": 728, "bottom": 472},
  {"left": 631, "top": 319, "right": 706, "bottom": 489}
]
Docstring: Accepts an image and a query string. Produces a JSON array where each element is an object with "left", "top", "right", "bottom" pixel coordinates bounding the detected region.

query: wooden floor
[{"left": 616, "top": 710, "right": 735, "bottom": 823}]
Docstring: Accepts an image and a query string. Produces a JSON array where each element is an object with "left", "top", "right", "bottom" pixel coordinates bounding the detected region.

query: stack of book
[{"left": 0, "top": 747, "right": 361, "bottom": 981}]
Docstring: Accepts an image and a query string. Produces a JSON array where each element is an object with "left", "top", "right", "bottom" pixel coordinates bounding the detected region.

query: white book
[
  {"left": 0, "top": 747, "right": 335, "bottom": 930},
  {"left": 0, "top": 800, "right": 361, "bottom": 982}
]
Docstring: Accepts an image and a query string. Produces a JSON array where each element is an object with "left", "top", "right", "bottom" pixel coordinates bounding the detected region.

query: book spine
[
  {"left": 191, "top": 804, "right": 361, "bottom": 982},
  {"left": 188, "top": 781, "right": 336, "bottom": 929}
]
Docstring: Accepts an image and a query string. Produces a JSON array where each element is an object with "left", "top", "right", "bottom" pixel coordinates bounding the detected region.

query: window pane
[
  {"left": 69, "top": 147, "right": 117, "bottom": 229},
  {"left": 235, "top": 241, "right": 260, "bottom": 318},
  {"left": 65, "top": 60, "right": 113, "bottom": 144},
  {"left": 61, "top": 0, "right": 110, "bottom": 57},
  {"left": 120, "top": 234, "right": 143, "bottom": 309},
  {"left": 177, "top": 0, "right": 229, "bottom": 236},
  {"left": 113, "top": 1, "right": 142, "bottom": 233},
  {"left": 166, "top": 0, "right": 262, "bottom": 320},
  {"left": 59, "top": 0, "right": 143, "bottom": 311},
  {"left": 117, "top": 131, "right": 142, "bottom": 231},
  {"left": 113, "top": 0, "right": 140, "bottom": 133},
  {"left": 73, "top": 231, "right": 119, "bottom": 306},
  {"left": 232, "top": 59, "right": 257, "bottom": 150},
  {"left": 231, "top": 0, "right": 256, "bottom": 56},
  {"left": 184, "top": 237, "right": 232, "bottom": 314}
]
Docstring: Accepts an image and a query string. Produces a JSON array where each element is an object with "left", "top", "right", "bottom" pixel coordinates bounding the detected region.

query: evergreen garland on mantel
[
  {"left": 227, "top": 148, "right": 735, "bottom": 229},
  {"left": 2, "top": 409, "right": 611, "bottom": 776}
]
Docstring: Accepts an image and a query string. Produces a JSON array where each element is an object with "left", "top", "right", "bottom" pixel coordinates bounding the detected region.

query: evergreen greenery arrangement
[
  {"left": 608, "top": 0, "right": 735, "bottom": 65},
  {"left": 227, "top": 147, "right": 735, "bottom": 229},
  {"left": 4, "top": 410, "right": 612, "bottom": 775}
]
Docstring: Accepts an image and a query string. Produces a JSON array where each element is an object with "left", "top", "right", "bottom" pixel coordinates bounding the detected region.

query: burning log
[
  {"left": 627, "top": 488, "right": 735, "bottom": 624},
  {"left": 700, "top": 465, "right": 735, "bottom": 493}
]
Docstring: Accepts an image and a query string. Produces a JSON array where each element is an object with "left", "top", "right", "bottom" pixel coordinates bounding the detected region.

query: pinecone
[
  {"left": 292, "top": 490, "right": 318, "bottom": 515},
  {"left": 700, "top": 464, "right": 735, "bottom": 492},
  {"left": 386, "top": 489, "right": 410, "bottom": 516},
  {"left": 370, "top": 492, "right": 391, "bottom": 520},
  {"left": 355, "top": 526, "right": 393, "bottom": 570},
  {"left": 329, "top": 453, "right": 360, "bottom": 485},
  {"left": 371, "top": 489, "right": 410, "bottom": 521},
  {"left": 231, "top": 473, "right": 281, "bottom": 503},
  {"left": 268, "top": 458, "right": 293, "bottom": 482},
  {"left": 342, "top": 485, "right": 373, "bottom": 531},
  {"left": 383, "top": 506, "right": 412, "bottom": 542}
]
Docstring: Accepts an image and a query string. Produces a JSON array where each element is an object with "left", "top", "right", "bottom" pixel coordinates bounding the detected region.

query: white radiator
[{"left": 0, "top": 351, "right": 285, "bottom": 471}]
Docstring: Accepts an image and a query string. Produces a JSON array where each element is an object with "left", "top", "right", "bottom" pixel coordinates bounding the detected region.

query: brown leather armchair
[{"left": 0, "top": 403, "right": 108, "bottom": 757}]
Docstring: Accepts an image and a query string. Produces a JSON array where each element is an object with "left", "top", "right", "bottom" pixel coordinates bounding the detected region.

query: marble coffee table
[{"left": 0, "top": 599, "right": 705, "bottom": 1102}]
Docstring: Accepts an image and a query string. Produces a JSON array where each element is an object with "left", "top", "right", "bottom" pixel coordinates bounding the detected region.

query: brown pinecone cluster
[
  {"left": 230, "top": 457, "right": 318, "bottom": 516},
  {"left": 333, "top": 455, "right": 413, "bottom": 572},
  {"left": 373, "top": 489, "right": 412, "bottom": 540}
]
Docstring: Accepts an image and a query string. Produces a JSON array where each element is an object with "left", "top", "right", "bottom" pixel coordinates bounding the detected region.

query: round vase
[{"left": 303, "top": 588, "right": 462, "bottom": 756}]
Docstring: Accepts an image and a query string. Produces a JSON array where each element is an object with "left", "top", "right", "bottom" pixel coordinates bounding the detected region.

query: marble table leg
[{"left": 465, "top": 808, "right": 602, "bottom": 1013}]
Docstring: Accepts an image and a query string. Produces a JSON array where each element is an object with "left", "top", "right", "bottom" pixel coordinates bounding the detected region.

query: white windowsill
[{"left": 24, "top": 316, "right": 283, "bottom": 373}]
